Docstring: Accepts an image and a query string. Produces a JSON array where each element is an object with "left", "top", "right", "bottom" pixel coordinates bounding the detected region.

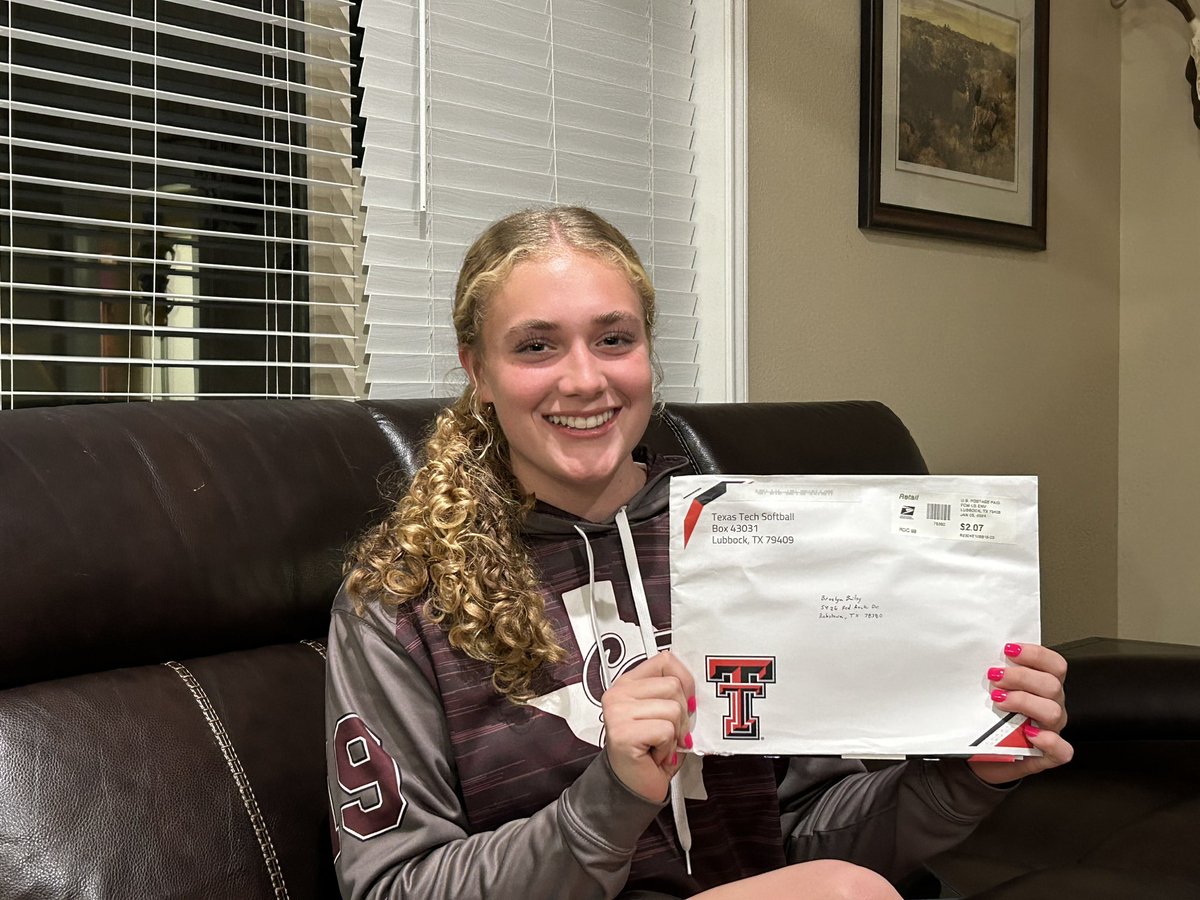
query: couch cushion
[
  {"left": 657, "top": 401, "right": 928, "bottom": 476},
  {"left": 963, "top": 864, "right": 1199, "bottom": 900},
  {"left": 1081, "top": 793, "right": 1200, "bottom": 883},
  {"left": 0, "top": 400, "right": 397, "bottom": 688},
  {"left": 0, "top": 641, "right": 336, "bottom": 899}
]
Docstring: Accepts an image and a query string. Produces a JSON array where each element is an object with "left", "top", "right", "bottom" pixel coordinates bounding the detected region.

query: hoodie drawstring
[
  {"left": 575, "top": 510, "right": 694, "bottom": 876},
  {"left": 573, "top": 524, "right": 611, "bottom": 692},
  {"left": 613, "top": 508, "right": 658, "bottom": 655}
]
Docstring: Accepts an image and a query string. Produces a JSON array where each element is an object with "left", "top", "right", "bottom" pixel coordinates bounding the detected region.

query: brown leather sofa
[
  {"left": 0, "top": 398, "right": 1196, "bottom": 899},
  {"left": 928, "top": 634, "right": 1200, "bottom": 899}
]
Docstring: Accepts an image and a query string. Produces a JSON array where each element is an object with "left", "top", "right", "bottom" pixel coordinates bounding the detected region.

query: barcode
[{"left": 926, "top": 503, "right": 952, "bottom": 521}]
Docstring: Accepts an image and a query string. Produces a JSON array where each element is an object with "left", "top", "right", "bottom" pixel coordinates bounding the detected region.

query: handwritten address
[{"left": 818, "top": 593, "right": 884, "bottom": 621}]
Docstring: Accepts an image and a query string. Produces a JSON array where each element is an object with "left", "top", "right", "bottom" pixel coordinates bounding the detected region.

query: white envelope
[{"left": 669, "top": 474, "right": 1041, "bottom": 758}]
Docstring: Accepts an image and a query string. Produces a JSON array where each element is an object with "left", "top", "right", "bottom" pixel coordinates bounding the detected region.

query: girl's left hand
[{"left": 968, "top": 642, "right": 1074, "bottom": 785}]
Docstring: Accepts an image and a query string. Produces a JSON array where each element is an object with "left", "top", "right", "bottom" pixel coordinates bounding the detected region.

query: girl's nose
[{"left": 558, "top": 344, "right": 606, "bottom": 396}]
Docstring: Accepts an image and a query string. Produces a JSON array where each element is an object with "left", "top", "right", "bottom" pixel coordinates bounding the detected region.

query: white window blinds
[
  {"left": 0, "top": 0, "right": 357, "bottom": 408},
  {"left": 358, "top": 0, "right": 701, "bottom": 401}
]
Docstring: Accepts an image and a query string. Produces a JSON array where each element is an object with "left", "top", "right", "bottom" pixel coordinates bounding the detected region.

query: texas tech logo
[{"left": 706, "top": 656, "right": 776, "bottom": 740}]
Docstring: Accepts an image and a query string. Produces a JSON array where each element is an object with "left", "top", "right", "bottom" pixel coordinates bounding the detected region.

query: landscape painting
[
  {"left": 896, "top": 0, "right": 1019, "bottom": 187},
  {"left": 859, "top": 0, "right": 1048, "bottom": 249}
]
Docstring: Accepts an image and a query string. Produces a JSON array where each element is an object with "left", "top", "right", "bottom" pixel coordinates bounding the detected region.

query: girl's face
[{"left": 460, "top": 250, "right": 654, "bottom": 520}]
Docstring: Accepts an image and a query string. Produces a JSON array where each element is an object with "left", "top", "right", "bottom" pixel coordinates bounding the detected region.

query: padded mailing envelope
[{"left": 669, "top": 474, "right": 1041, "bottom": 758}]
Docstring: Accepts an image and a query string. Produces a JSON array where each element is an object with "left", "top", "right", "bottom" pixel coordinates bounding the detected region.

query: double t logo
[{"left": 705, "top": 656, "right": 776, "bottom": 740}]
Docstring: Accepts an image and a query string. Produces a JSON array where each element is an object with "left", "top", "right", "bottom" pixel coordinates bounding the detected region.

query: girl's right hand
[{"left": 601, "top": 650, "right": 695, "bottom": 802}]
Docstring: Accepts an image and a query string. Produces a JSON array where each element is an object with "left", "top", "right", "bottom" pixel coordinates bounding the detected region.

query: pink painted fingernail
[
  {"left": 1004, "top": 643, "right": 1023, "bottom": 658},
  {"left": 1023, "top": 723, "right": 1041, "bottom": 738},
  {"left": 991, "top": 689, "right": 1008, "bottom": 703},
  {"left": 987, "top": 667, "right": 1005, "bottom": 682},
  {"left": 671, "top": 752, "right": 678, "bottom": 766},
  {"left": 684, "top": 732, "right": 694, "bottom": 750},
  {"left": 687, "top": 695, "right": 697, "bottom": 714}
]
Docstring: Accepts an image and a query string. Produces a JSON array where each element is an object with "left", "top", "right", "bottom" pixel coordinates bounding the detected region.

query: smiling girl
[{"left": 325, "top": 207, "right": 1071, "bottom": 900}]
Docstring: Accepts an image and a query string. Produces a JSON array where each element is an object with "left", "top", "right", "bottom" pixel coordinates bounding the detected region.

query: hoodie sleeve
[
  {"left": 777, "top": 756, "right": 1014, "bottom": 882},
  {"left": 326, "top": 603, "right": 666, "bottom": 900}
]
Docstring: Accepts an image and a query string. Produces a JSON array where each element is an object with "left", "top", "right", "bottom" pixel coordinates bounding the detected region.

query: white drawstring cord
[
  {"left": 670, "top": 783, "right": 693, "bottom": 876},
  {"left": 614, "top": 508, "right": 659, "bottom": 656},
  {"left": 573, "top": 525, "right": 611, "bottom": 692},
  {"left": 615, "top": 507, "right": 693, "bottom": 876},
  {"left": 572, "top": 513, "right": 694, "bottom": 875}
]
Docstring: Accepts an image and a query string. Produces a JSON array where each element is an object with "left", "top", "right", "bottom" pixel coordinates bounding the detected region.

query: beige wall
[
  {"left": 746, "top": 2, "right": 1123, "bottom": 644},
  {"left": 1118, "top": 1, "right": 1200, "bottom": 643}
]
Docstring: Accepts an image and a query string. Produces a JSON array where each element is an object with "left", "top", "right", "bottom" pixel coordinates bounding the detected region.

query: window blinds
[
  {"left": 0, "top": 0, "right": 357, "bottom": 407},
  {"left": 358, "top": 0, "right": 701, "bottom": 401}
]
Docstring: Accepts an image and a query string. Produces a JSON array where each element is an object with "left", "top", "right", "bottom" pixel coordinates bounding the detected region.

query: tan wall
[
  {"left": 1118, "top": 1, "right": 1200, "bottom": 643},
  {"left": 746, "top": 2, "right": 1122, "bottom": 644}
]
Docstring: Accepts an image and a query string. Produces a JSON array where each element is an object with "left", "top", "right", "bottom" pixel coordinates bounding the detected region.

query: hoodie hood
[{"left": 521, "top": 449, "right": 694, "bottom": 538}]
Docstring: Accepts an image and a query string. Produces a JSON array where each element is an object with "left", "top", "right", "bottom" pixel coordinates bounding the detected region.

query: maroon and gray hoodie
[{"left": 325, "top": 451, "right": 1012, "bottom": 899}]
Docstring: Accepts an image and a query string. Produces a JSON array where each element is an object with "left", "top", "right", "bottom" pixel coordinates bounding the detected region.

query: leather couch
[
  {"left": 927, "top": 634, "right": 1200, "bottom": 899},
  {"left": 0, "top": 398, "right": 1195, "bottom": 899}
]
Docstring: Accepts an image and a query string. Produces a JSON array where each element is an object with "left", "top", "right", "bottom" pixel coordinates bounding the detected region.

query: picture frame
[{"left": 859, "top": 0, "right": 1049, "bottom": 250}]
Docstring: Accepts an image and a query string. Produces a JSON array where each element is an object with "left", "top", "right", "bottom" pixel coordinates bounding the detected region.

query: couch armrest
[
  {"left": 929, "top": 636, "right": 1200, "bottom": 899},
  {"left": 1057, "top": 636, "right": 1200, "bottom": 741}
]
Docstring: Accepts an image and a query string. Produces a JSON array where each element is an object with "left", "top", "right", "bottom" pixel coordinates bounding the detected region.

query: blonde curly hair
[{"left": 345, "top": 206, "right": 657, "bottom": 701}]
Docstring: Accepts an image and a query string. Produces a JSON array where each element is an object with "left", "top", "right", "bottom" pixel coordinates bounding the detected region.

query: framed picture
[{"left": 859, "top": 0, "right": 1049, "bottom": 250}]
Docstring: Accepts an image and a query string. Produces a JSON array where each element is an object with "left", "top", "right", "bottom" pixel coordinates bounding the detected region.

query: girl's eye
[
  {"left": 516, "top": 339, "right": 548, "bottom": 353},
  {"left": 600, "top": 331, "right": 635, "bottom": 348}
]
